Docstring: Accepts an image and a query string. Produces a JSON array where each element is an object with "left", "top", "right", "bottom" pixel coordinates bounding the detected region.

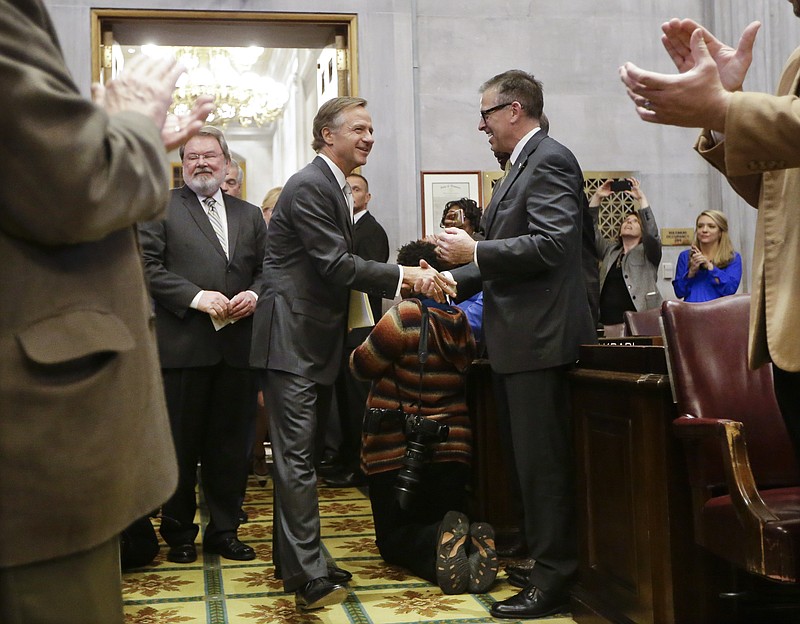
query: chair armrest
[{"left": 673, "top": 415, "right": 780, "bottom": 527}]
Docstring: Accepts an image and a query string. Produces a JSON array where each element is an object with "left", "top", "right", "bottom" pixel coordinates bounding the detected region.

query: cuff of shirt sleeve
[
  {"left": 190, "top": 290, "right": 204, "bottom": 309},
  {"left": 394, "top": 266, "right": 404, "bottom": 299}
]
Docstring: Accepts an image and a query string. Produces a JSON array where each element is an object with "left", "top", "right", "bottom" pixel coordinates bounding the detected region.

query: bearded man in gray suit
[
  {"left": 139, "top": 126, "right": 267, "bottom": 566},
  {"left": 250, "top": 96, "right": 451, "bottom": 610}
]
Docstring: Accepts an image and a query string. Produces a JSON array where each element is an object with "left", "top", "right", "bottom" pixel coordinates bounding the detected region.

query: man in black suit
[
  {"left": 250, "top": 97, "right": 451, "bottom": 610},
  {"left": 140, "top": 126, "right": 267, "bottom": 565},
  {"left": 326, "top": 173, "right": 390, "bottom": 487},
  {"left": 435, "top": 70, "right": 596, "bottom": 619}
]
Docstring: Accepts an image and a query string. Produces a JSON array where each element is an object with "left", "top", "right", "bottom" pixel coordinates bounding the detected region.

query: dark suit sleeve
[
  {"left": 292, "top": 181, "right": 399, "bottom": 295},
  {"left": 138, "top": 217, "right": 203, "bottom": 318},
  {"left": 245, "top": 207, "right": 268, "bottom": 296},
  {"left": 475, "top": 149, "right": 583, "bottom": 280}
]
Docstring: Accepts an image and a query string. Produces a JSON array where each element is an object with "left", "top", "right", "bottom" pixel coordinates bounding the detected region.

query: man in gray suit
[
  {"left": 250, "top": 96, "right": 450, "bottom": 610},
  {"left": 139, "top": 126, "right": 267, "bottom": 565},
  {"left": 0, "top": 1, "right": 213, "bottom": 621},
  {"left": 436, "top": 70, "right": 596, "bottom": 619}
]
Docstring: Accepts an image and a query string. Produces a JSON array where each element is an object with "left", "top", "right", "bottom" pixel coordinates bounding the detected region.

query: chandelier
[{"left": 141, "top": 45, "right": 290, "bottom": 128}]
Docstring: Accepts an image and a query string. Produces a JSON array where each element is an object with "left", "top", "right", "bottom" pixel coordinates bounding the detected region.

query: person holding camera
[
  {"left": 439, "top": 198, "right": 484, "bottom": 240},
  {"left": 673, "top": 209, "right": 742, "bottom": 302},
  {"left": 588, "top": 177, "right": 663, "bottom": 331},
  {"left": 350, "top": 240, "right": 498, "bottom": 595}
]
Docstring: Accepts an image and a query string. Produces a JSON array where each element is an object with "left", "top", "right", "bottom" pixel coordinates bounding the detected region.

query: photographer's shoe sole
[{"left": 436, "top": 510, "right": 470, "bottom": 594}]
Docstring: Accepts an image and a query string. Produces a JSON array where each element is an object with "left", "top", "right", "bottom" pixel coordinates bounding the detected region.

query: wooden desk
[
  {"left": 466, "top": 359, "right": 518, "bottom": 532},
  {"left": 569, "top": 343, "right": 722, "bottom": 624}
]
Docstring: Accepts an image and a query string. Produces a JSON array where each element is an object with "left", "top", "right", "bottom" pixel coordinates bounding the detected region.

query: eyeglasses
[
  {"left": 185, "top": 152, "right": 222, "bottom": 162},
  {"left": 480, "top": 102, "right": 514, "bottom": 122}
]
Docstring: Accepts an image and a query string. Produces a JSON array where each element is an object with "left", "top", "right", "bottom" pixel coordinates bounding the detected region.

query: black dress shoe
[
  {"left": 295, "top": 577, "right": 348, "bottom": 610},
  {"left": 274, "top": 564, "right": 352, "bottom": 583},
  {"left": 327, "top": 564, "right": 352, "bottom": 583},
  {"left": 495, "top": 535, "right": 527, "bottom": 558},
  {"left": 505, "top": 562, "right": 534, "bottom": 588},
  {"left": 167, "top": 543, "right": 197, "bottom": 564},
  {"left": 490, "top": 585, "right": 569, "bottom": 619},
  {"left": 322, "top": 470, "right": 365, "bottom": 488},
  {"left": 506, "top": 568, "right": 529, "bottom": 588},
  {"left": 204, "top": 536, "right": 256, "bottom": 561}
]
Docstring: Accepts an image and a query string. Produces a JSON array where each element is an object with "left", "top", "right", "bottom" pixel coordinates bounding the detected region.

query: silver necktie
[
  {"left": 204, "top": 197, "right": 228, "bottom": 258},
  {"left": 343, "top": 182, "right": 354, "bottom": 222}
]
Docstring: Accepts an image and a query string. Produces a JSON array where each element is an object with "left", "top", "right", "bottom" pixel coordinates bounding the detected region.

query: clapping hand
[
  {"left": 688, "top": 245, "right": 712, "bottom": 276},
  {"left": 661, "top": 18, "right": 760, "bottom": 91},
  {"left": 619, "top": 28, "right": 731, "bottom": 132},
  {"left": 92, "top": 54, "right": 215, "bottom": 151}
]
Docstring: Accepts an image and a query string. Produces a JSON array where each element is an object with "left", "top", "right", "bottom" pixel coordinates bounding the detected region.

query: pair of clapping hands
[{"left": 619, "top": 17, "right": 762, "bottom": 133}]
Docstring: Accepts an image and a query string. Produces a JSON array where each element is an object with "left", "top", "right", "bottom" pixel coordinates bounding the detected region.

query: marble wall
[{"left": 44, "top": 0, "right": 800, "bottom": 300}]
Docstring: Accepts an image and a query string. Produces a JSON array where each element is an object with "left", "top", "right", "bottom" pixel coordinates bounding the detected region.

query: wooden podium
[{"left": 569, "top": 342, "right": 723, "bottom": 624}]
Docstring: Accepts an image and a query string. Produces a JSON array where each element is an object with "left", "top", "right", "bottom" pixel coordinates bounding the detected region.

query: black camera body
[
  {"left": 610, "top": 178, "right": 632, "bottom": 192},
  {"left": 364, "top": 407, "right": 449, "bottom": 509}
]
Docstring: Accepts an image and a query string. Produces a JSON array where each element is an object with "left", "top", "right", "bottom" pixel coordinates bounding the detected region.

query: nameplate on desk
[
  {"left": 598, "top": 336, "right": 662, "bottom": 346},
  {"left": 577, "top": 342, "right": 668, "bottom": 375}
]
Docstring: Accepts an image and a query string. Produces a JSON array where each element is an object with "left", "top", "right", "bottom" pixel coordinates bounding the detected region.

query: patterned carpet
[{"left": 122, "top": 476, "right": 576, "bottom": 624}]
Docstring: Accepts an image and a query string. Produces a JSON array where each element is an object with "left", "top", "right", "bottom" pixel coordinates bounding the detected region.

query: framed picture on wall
[{"left": 420, "top": 171, "right": 482, "bottom": 237}]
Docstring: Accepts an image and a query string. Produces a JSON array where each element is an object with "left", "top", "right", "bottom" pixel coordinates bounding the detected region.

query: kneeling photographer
[{"left": 350, "top": 240, "right": 498, "bottom": 594}]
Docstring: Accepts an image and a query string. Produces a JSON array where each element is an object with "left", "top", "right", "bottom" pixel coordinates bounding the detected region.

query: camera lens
[{"left": 394, "top": 440, "right": 428, "bottom": 510}]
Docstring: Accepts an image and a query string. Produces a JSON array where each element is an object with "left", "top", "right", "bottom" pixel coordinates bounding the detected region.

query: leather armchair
[
  {"left": 623, "top": 307, "right": 661, "bottom": 336},
  {"left": 661, "top": 295, "right": 800, "bottom": 583}
]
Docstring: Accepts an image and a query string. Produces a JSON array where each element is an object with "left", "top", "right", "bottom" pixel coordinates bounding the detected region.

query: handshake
[{"left": 404, "top": 226, "right": 479, "bottom": 302}]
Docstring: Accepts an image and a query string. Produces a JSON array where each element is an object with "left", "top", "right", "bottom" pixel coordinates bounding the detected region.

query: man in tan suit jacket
[
  {"left": 0, "top": 1, "right": 212, "bottom": 622},
  {"left": 619, "top": 2, "right": 800, "bottom": 458}
]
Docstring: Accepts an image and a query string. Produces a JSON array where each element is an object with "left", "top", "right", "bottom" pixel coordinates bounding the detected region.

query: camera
[
  {"left": 364, "top": 407, "right": 449, "bottom": 509},
  {"left": 610, "top": 179, "right": 632, "bottom": 192}
]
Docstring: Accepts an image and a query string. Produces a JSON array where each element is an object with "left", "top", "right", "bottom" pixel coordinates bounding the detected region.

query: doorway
[{"left": 91, "top": 9, "right": 359, "bottom": 204}]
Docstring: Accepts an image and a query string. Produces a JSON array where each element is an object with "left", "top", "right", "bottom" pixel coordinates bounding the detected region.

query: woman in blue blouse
[{"left": 673, "top": 210, "right": 742, "bottom": 302}]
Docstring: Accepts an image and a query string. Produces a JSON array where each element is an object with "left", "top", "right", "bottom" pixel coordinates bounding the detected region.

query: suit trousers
[
  {"left": 0, "top": 537, "right": 122, "bottom": 624},
  {"left": 263, "top": 369, "right": 334, "bottom": 592},
  {"left": 491, "top": 366, "right": 577, "bottom": 593},
  {"left": 367, "top": 462, "right": 469, "bottom": 584},
  {"left": 160, "top": 364, "right": 257, "bottom": 547}
]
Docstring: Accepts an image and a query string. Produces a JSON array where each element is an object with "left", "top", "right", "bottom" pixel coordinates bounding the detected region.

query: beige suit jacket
[
  {"left": 0, "top": 0, "right": 177, "bottom": 567},
  {"left": 696, "top": 46, "right": 800, "bottom": 372}
]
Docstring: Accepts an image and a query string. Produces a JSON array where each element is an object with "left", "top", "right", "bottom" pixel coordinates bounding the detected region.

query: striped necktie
[{"left": 204, "top": 197, "right": 228, "bottom": 258}]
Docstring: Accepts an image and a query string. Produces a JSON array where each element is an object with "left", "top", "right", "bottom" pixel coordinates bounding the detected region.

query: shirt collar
[
  {"left": 509, "top": 126, "right": 541, "bottom": 167},
  {"left": 317, "top": 153, "right": 348, "bottom": 191},
  {"left": 193, "top": 188, "right": 225, "bottom": 210}
]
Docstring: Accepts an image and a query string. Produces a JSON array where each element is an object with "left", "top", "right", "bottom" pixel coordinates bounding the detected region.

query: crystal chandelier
[{"left": 141, "top": 45, "right": 290, "bottom": 128}]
